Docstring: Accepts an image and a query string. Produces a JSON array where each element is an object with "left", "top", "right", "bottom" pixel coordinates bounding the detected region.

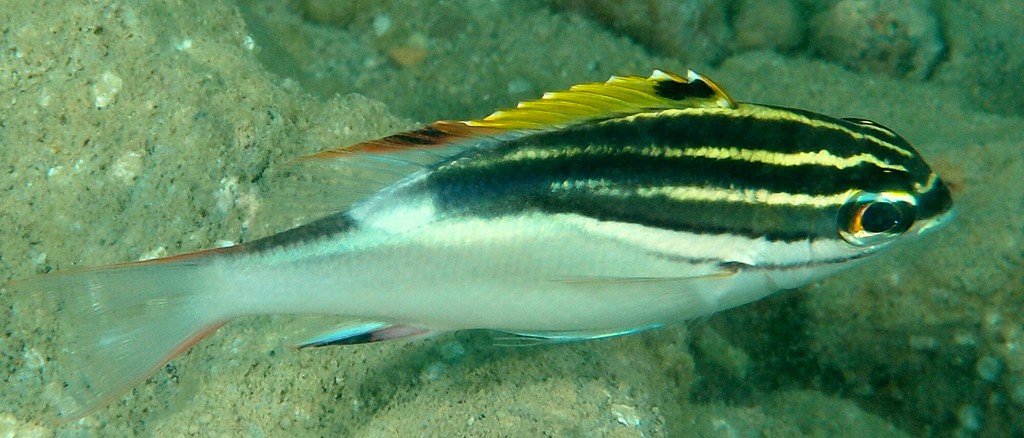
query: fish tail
[{"left": 11, "top": 255, "right": 229, "bottom": 421}]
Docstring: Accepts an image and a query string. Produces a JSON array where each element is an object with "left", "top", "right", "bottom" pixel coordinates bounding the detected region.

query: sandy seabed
[{"left": 1, "top": 1, "right": 1022, "bottom": 436}]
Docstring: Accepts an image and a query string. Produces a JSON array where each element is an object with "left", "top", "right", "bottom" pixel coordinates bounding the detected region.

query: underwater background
[{"left": 1, "top": 0, "right": 1022, "bottom": 436}]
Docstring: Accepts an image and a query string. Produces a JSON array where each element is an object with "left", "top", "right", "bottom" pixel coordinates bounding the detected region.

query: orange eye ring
[{"left": 847, "top": 203, "right": 868, "bottom": 235}]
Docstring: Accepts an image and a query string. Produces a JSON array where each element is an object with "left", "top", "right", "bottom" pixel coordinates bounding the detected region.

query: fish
[{"left": 9, "top": 69, "right": 954, "bottom": 419}]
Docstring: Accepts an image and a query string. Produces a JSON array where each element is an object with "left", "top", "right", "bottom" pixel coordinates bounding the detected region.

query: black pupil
[{"left": 861, "top": 202, "right": 901, "bottom": 233}]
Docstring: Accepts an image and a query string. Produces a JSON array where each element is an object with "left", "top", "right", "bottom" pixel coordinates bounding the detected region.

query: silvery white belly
[{"left": 205, "top": 213, "right": 796, "bottom": 333}]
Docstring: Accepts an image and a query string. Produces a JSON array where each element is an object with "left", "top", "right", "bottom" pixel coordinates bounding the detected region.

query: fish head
[
  {"left": 703, "top": 113, "right": 955, "bottom": 291},
  {"left": 833, "top": 118, "right": 954, "bottom": 252}
]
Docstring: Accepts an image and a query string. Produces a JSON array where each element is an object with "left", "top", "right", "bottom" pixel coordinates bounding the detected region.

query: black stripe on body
[
  {"left": 444, "top": 142, "right": 903, "bottom": 197},
  {"left": 426, "top": 164, "right": 837, "bottom": 241},
  {"left": 418, "top": 105, "right": 926, "bottom": 242},
  {"left": 608, "top": 107, "right": 914, "bottom": 166},
  {"left": 242, "top": 213, "right": 358, "bottom": 254},
  {"left": 443, "top": 105, "right": 925, "bottom": 197},
  {"left": 537, "top": 188, "right": 836, "bottom": 241},
  {"left": 757, "top": 105, "right": 914, "bottom": 162}
]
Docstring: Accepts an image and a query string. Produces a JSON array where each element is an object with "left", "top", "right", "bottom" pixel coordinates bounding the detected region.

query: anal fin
[{"left": 293, "top": 321, "right": 434, "bottom": 349}]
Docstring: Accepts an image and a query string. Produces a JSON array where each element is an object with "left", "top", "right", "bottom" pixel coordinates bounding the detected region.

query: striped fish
[{"left": 11, "top": 70, "right": 953, "bottom": 419}]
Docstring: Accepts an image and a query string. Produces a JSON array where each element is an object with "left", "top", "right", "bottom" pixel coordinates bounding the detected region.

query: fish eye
[{"left": 838, "top": 191, "right": 917, "bottom": 246}]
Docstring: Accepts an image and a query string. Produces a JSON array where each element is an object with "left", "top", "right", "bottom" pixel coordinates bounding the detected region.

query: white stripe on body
[{"left": 205, "top": 212, "right": 867, "bottom": 333}]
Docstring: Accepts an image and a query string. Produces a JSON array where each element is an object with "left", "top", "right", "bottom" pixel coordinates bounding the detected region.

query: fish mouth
[
  {"left": 913, "top": 205, "right": 956, "bottom": 236},
  {"left": 911, "top": 173, "right": 955, "bottom": 237}
]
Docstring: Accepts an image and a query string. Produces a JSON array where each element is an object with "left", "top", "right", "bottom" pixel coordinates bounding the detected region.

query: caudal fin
[{"left": 11, "top": 257, "right": 229, "bottom": 420}]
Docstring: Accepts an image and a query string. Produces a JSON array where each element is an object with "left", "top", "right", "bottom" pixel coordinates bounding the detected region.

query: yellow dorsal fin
[
  {"left": 466, "top": 69, "right": 736, "bottom": 130},
  {"left": 263, "top": 70, "right": 736, "bottom": 225},
  {"left": 303, "top": 69, "right": 734, "bottom": 161}
]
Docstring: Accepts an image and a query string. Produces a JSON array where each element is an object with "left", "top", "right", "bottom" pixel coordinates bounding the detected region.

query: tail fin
[{"left": 10, "top": 257, "right": 229, "bottom": 421}]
